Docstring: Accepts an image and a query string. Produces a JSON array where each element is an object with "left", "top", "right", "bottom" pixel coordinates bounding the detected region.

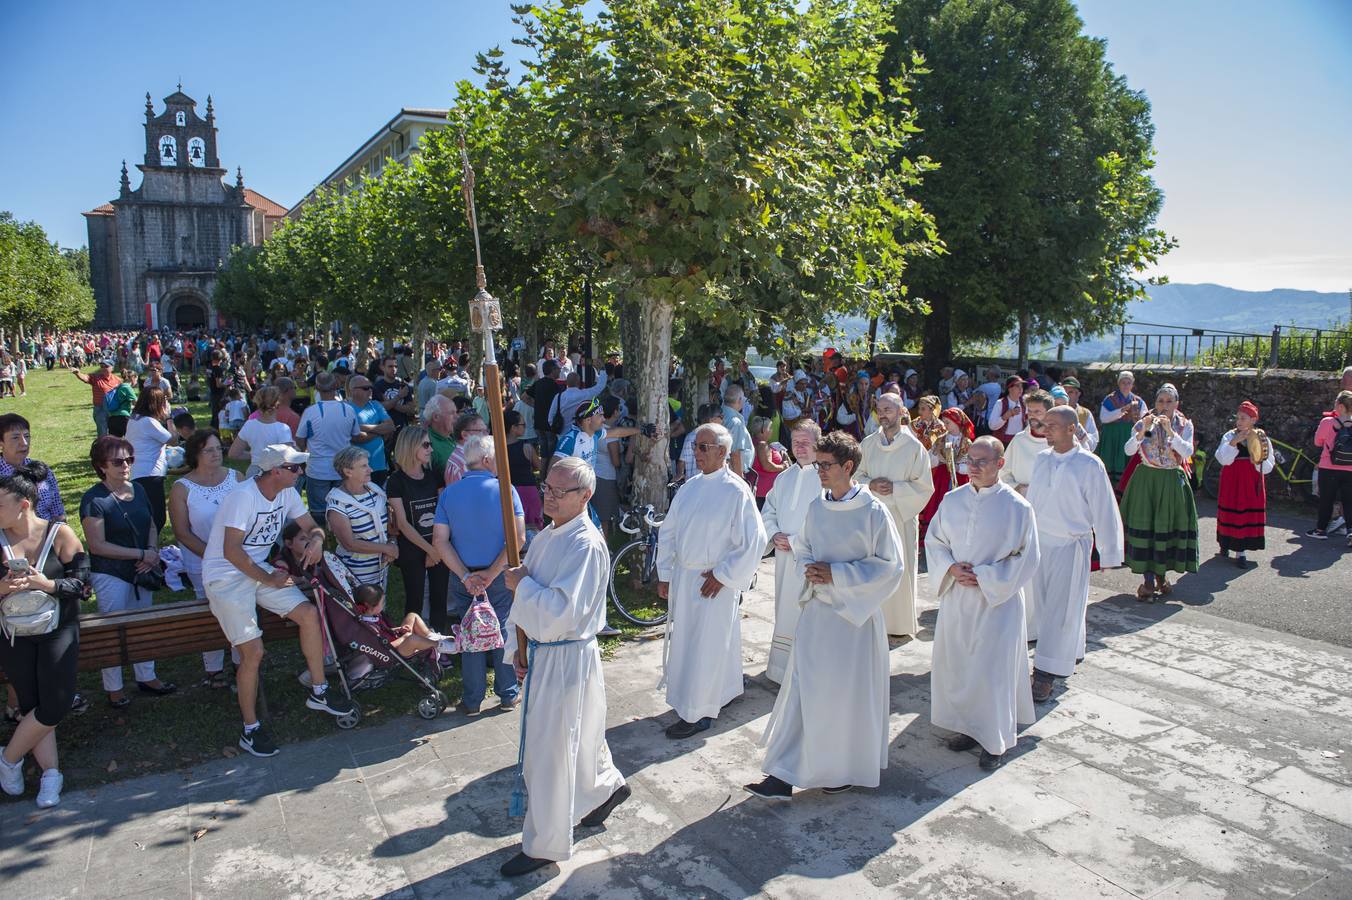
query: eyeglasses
[
  {"left": 277, "top": 463, "right": 304, "bottom": 473},
  {"left": 694, "top": 442, "right": 722, "bottom": 452},
  {"left": 815, "top": 460, "right": 841, "bottom": 471},
  {"left": 108, "top": 456, "right": 134, "bottom": 466},
  {"left": 540, "top": 482, "right": 584, "bottom": 498},
  {"left": 967, "top": 456, "right": 998, "bottom": 468},
  {"left": 420, "top": 441, "right": 432, "bottom": 449}
]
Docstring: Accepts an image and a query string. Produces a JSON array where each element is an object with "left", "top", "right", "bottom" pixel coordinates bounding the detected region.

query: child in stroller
[{"left": 352, "top": 583, "right": 456, "bottom": 663}]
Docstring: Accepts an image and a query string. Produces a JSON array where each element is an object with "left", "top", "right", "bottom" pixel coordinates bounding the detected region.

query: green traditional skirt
[
  {"left": 1097, "top": 419, "right": 1133, "bottom": 481},
  {"left": 1121, "top": 464, "right": 1199, "bottom": 576}
]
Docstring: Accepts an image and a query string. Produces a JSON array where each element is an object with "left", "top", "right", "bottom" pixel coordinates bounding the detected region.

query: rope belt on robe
[{"left": 509, "top": 636, "right": 592, "bottom": 817}]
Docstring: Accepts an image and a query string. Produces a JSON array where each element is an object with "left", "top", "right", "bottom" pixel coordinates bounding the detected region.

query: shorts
[{"left": 206, "top": 564, "right": 307, "bottom": 646}]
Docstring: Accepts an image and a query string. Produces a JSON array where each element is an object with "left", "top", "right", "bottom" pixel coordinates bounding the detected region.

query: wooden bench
[{"left": 1, "top": 599, "right": 298, "bottom": 680}]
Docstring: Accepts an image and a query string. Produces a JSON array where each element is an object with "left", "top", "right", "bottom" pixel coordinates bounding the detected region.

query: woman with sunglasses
[
  {"left": 386, "top": 426, "right": 450, "bottom": 633},
  {"left": 80, "top": 435, "right": 176, "bottom": 708}
]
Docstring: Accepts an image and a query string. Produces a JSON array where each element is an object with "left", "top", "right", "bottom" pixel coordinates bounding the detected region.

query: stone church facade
[{"left": 84, "top": 88, "right": 286, "bottom": 330}]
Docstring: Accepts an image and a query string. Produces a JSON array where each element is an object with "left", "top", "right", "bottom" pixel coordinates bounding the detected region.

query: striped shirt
[{"left": 326, "top": 485, "right": 390, "bottom": 586}]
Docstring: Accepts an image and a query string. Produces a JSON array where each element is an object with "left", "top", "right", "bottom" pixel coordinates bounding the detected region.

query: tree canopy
[{"left": 0, "top": 212, "right": 95, "bottom": 333}]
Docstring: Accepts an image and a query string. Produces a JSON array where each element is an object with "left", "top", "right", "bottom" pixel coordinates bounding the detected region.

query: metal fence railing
[{"left": 1118, "top": 321, "right": 1352, "bottom": 371}]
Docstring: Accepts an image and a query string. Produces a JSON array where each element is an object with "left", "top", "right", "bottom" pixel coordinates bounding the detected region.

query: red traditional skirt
[
  {"left": 1116, "top": 452, "right": 1142, "bottom": 497},
  {"left": 919, "top": 464, "right": 967, "bottom": 542},
  {"left": 1217, "top": 458, "right": 1266, "bottom": 551}
]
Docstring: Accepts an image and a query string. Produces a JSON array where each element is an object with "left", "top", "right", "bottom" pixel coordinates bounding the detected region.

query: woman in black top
[
  {"left": 79, "top": 435, "right": 175, "bottom": 707},
  {"left": 0, "top": 462, "right": 91, "bottom": 809},
  {"left": 504, "top": 410, "right": 543, "bottom": 532},
  {"left": 385, "top": 426, "right": 450, "bottom": 633}
]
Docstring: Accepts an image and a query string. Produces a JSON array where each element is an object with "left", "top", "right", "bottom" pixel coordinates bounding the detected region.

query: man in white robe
[
  {"left": 927, "top": 436, "right": 1042, "bottom": 770},
  {"left": 500, "top": 457, "right": 628, "bottom": 878},
  {"left": 856, "top": 392, "right": 932, "bottom": 636},
  {"left": 1059, "top": 377, "right": 1099, "bottom": 452},
  {"left": 1001, "top": 389, "right": 1052, "bottom": 494},
  {"left": 656, "top": 423, "right": 768, "bottom": 738},
  {"left": 760, "top": 420, "right": 822, "bottom": 684},
  {"left": 1025, "top": 407, "right": 1124, "bottom": 702},
  {"left": 746, "top": 431, "right": 901, "bottom": 799}
]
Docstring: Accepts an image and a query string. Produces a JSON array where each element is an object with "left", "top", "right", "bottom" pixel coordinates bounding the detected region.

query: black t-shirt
[
  {"left": 533, "top": 378, "right": 563, "bottom": 434},
  {"left": 373, "top": 377, "right": 411, "bottom": 428},
  {"left": 79, "top": 482, "right": 154, "bottom": 583},
  {"left": 208, "top": 365, "right": 226, "bottom": 398},
  {"left": 385, "top": 467, "right": 439, "bottom": 545}
]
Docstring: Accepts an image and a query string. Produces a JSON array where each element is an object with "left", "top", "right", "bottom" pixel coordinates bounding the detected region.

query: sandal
[
  {"left": 108, "top": 694, "right": 131, "bottom": 709},
  {"left": 1135, "top": 584, "right": 1154, "bottom": 602},
  {"left": 200, "top": 671, "right": 230, "bottom": 690},
  {"left": 1157, "top": 579, "right": 1173, "bottom": 597}
]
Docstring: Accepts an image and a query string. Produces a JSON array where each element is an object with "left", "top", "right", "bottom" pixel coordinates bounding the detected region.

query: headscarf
[
  {"left": 1238, "top": 400, "right": 1259, "bottom": 421},
  {"left": 1050, "top": 385, "right": 1070, "bottom": 403},
  {"left": 940, "top": 407, "right": 975, "bottom": 441},
  {"left": 1156, "top": 383, "right": 1180, "bottom": 401}
]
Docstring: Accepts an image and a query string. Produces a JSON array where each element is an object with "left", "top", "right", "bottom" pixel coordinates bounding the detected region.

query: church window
[
  {"left": 159, "top": 135, "right": 178, "bottom": 165},
  {"left": 188, "top": 137, "right": 205, "bottom": 167}
]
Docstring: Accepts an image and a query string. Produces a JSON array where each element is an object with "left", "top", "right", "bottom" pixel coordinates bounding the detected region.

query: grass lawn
[{"left": 0, "top": 367, "right": 476, "bottom": 789}]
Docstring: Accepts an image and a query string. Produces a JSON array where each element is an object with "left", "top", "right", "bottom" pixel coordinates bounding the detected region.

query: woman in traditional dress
[
  {"left": 1214, "top": 400, "right": 1273, "bottom": 568},
  {"left": 987, "top": 375, "right": 1027, "bottom": 446},
  {"left": 939, "top": 407, "right": 973, "bottom": 488},
  {"left": 911, "top": 396, "right": 949, "bottom": 542},
  {"left": 901, "top": 370, "right": 921, "bottom": 411},
  {"left": 836, "top": 371, "right": 875, "bottom": 440},
  {"left": 1119, "top": 383, "right": 1199, "bottom": 601},
  {"left": 1097, "top": 370, "right": 1148, "bottom": 489}
]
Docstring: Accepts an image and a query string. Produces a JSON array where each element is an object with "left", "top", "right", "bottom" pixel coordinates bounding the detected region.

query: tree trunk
[
  {"left": 411, "top": 309, "right": 429, "bottom": 375},
  {"left": 866, "top": 315, "right": 879, "bottom": 359},
  {"left": 618, "top": 299, "right": 641, "bottom": 376},
  {"left": 919, "top": 293, "right": 952, "bottom": 388},
  {"left": 518, "top": 289, "right": 541, "bottom": 368},
  {"left": 1017, "top": 308, "right": 1030, "bottom": 369},
  {"left": 632, "top": 296, "right": 676, "bottom": 510}
]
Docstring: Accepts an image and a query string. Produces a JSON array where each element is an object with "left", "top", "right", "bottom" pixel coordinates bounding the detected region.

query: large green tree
[
  {"left": 514, "top": 0, "right": 935, "bottom": 506},
  {"left": 0, "top": 212, "right": 95, "bottom": 334},
  {"left": 881, "top": 0, "right": 1174, "bottom": 378}
]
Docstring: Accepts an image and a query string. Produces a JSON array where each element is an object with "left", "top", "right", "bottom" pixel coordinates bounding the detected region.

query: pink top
[
  {"left": 1315, "top": 415, "right": 1352, "bottom": 471},
  {"left": 752, "top": 444, "right": 784, "bottom": 498}
]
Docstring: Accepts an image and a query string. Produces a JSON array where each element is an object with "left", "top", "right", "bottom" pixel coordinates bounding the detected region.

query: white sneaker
[
  {"left": 0, "top": 751, "right": 24, "bottom": 796},
  {"left": 1329, "top": 515, "right": 1346, "bottom": 534},
  {"left": 35, "top": 769, "right": 63, "bottom": 808}
]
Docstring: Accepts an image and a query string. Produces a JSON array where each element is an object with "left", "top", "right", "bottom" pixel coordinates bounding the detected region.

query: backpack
[
  {"left": 454, "top": 594, "right": 505, "bottom": 653},
  {"left": 1331, "top": 419, "right": 1352, "bottom": 467},
  {"left": 0, "top": 523, "right": 62, "bottom": 643}
]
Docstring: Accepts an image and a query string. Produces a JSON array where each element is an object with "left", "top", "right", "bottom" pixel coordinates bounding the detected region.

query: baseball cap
[
  {"left": 256, "top": 444, "right": 310, "bottom": 472},
  {"left": 1060, "top": 377, "right": 1081, "bottom": 390}
]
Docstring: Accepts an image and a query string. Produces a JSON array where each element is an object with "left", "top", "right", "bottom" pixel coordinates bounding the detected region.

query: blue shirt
[
  {"left": 433, "top": 470, "right": 523, "bottom": 569},
  {"left": 296, "top": 399, "right": 361, "bottom": 481},
  {"left": 350, "top": 400, "right": 392, "bottom": 472}
]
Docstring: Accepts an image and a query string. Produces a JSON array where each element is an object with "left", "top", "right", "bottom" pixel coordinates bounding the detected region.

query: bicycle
[
  {"left": 608, "top": 503, "right": 669, "bottom": 626},
  {"left": 1201, "top": 432, "right": 1317, "bottom": 503}
]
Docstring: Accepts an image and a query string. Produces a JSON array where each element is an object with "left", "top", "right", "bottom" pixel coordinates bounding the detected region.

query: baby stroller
[{"left": 299, "top": 551, "right": 450, "bottom": 726}]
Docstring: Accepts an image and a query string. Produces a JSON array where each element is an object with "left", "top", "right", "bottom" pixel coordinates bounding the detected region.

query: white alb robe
[
  {"left": 927, "top": 481, "right": 1042, "bottom": 755},
  {"left": 760, "top": 486, "right": 900, "bottom": 788},
  {"left": 1025, "top": 446, "right": 1124, "bottom": 677},
  {"left": 759, "top": 462, "right": 822, "bottom": 683},
  {"left": 656, "top": 467, "right": 768, "bottom": 722},
  {"left": 857, "top": 428, "right": 933, "bottom": 636},
  {"left": 1001, "top": 428, "right": 1048, "bottom": 492},
  {"left": 506, "top": 514, "right": 626, "bottom": 862}
]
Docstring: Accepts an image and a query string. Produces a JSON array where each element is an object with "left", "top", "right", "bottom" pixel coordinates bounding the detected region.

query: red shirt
[{"left": 88, "top": 371, "right": 121, "bottom": 406}]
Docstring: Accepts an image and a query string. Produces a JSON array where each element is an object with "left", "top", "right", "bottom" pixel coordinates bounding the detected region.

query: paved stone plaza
[{"left": 2, "top": 512, "right": 1349, "bottom": 899}]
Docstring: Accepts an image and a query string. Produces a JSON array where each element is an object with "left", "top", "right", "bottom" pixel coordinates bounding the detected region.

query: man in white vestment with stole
[
  {"left": 657, "top": 423, "right": 768, "bottom": 738},
  {"left": 746, "top": 431, "right": 901, "bottom": 800},
  {"left": 927, "top": 436, "right": 1042, "bottom": 771},
  {"left": 500, "top": 457, "right": 628, "bottom": 878},
  {"left": 856, "top": 392, "right": 933, "bottom": 637},
  {"left": 1025, "top": 407, "right": 1124, "bottom": 703},
  {"left": 760, "top": 420, "right": 822, "bottom": 684}
]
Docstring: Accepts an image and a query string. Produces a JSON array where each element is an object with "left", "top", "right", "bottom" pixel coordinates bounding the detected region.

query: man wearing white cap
[{"left": 203, "top": 444, "right": 355, "bottom": 758}]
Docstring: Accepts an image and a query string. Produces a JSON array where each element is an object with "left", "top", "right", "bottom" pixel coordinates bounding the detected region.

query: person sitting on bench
[{"left": 201, "top": 444, "right": 355, "bottom": 758}]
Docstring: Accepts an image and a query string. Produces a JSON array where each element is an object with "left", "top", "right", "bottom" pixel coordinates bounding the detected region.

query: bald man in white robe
[{"left": 856, "top": 392, "right": 932, "bottom": 637}]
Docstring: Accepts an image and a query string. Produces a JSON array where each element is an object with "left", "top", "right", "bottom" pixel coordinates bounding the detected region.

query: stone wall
[{"left": 1072, "top": 363, "right": 1342, "bottom": 457}]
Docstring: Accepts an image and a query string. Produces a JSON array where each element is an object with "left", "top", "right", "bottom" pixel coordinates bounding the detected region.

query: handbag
[
  {"left": 454, "top": 592, "right": 505, "bottom": 653},
  {"left": 110, "top": 489, "right": 165, "bottom": 592},
  {"left": 0, "top": 523, "right": 62, "bottom": 643}
]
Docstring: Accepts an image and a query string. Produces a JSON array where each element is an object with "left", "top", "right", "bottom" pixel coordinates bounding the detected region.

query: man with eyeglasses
[
  {"left": 926, "top": 435, "right": 1042, "bottom": 771},
  {"left": 856, "top": 391, "right": 933, "bottom": 637},
  {"left": 202, "top": 444, "right": 356, "bottom": 758},
  {"left": 655, "top": 423, "right": 768, "bottom": 739},
  {"left": 747, "top": 431, "right": 901, "bottom": 800},
  {"left": 502, "top": 455, "right": 628, "bottom": 879},
  {"left": 346, "top": 376, "right": 395, "bottom": 488}
]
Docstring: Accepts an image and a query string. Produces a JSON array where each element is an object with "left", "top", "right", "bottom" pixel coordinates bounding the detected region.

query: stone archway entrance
[{"left": 166, "top": 294, "right": 208, "bottom": 330}]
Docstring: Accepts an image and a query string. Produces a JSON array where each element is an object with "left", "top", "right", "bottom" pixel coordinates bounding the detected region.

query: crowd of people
[{"left": 0, "top": 326, "right": 1347, "bottom": 884}]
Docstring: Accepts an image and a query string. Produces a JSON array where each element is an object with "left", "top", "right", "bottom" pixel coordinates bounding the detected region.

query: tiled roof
[
  {"left": 85, "top": 203, "right": 115, "bottom": 216},
  {"left": 243, "top": 188, "right": 288, "bottom": 217}
]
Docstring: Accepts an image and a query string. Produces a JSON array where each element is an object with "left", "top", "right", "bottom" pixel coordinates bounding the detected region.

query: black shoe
[
  {"left": 821, "top": 785, "right": 853, "bottom": 794},
  {"left": 580, "top": 784, "right": 632, "bottom": 827},
  {"left": 979, "top": 750, "right": 1004, "bottom": 771},
  {"left": 664, "top": 716, "right": 712, "bottom": 739},
  {"left": 500, "top": 851, "right": 553, "bottom": 878},
  {"left": 1233, "top": 555, "right": 1250, "bottom": 568},
  {"left": 743, "top": 775, "right": 793, "bottom": 800},
  {"left": 239, "top": 724, "right": 279, "bottom": 758},
  {"left": 69, "top": 693, "right": 90, "bottom": 715},
  {"left": 305, "top": 687, "right": 355, "bottom": 716},
  {"left": 946, "top": 733, "right": 978, "bottom": 752},
  {"left": 1305, "top": 528, "right": 1328, "bottom": 540},
  {"left": 137, "top": 681, "right": 178, "bottom": 696}
]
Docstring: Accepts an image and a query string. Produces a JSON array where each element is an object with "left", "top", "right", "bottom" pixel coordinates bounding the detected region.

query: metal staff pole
[{"left": 458, "top": 138, "right": 520, "bottom": 573}]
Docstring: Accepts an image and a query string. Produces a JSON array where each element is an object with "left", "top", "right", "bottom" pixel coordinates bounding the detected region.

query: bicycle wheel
[
  {"left": 1201, "top": 454, "right": 1222, "bottom": 500},
  {"left": 609, "top": 540, "right": 669, "bottom": 626},
  {"left": 1287, "top": 452, "right": 1317, "bottom": 504}
]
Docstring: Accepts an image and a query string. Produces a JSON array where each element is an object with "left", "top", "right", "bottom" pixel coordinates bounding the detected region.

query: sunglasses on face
[
  {"left": 108, "top": 456, "right": 134, "bottom": 466},
  {"left": 277, "top": 463, "right": 304, "bottom": 473},
  {"left": 694, "top": 442, "right": 721, "bottom": 452},
  {"left": 420, "top": 441, "right": 432, "bottom": 449}
]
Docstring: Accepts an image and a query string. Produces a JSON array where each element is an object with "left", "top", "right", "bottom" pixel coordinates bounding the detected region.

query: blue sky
[{"left": 2, "top": 0, "right": 1349, "bottom": 293}]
